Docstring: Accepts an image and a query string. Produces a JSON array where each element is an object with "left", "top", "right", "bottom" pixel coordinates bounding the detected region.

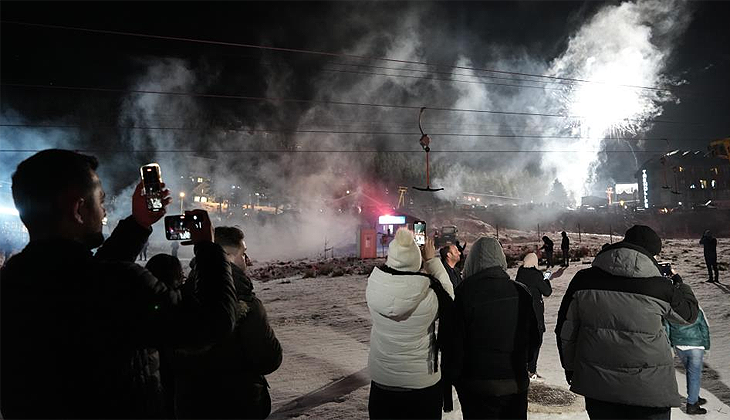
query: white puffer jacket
[{"left": 366, "top": 258, "right": 454, "bottom": 389}]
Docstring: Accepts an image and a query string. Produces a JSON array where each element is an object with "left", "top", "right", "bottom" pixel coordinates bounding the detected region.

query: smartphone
[
  {"left": 414, "top": 220, "right": 426, "bottom": 246},
  {"left": 165, "top": 214, "right": 192, "bottom": 241},
  {"left": 543, "top": 270, "right": 552, "bottom": 280},
  {"left": 658, "top": 262, "right": 672, "bottom": 277},
  {"left": 140, "top": 163, "right": 164, "bottom": 212}
]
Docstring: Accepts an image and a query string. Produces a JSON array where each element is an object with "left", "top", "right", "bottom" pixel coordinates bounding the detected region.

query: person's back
[
  {"left": 556, "top": 225, "right": 699, "bottom": 418},
  {"left": 446, "top": 237, "right": 538, "bottom": 420}
]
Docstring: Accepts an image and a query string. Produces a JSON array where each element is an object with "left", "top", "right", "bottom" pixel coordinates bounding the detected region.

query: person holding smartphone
[
  {"left": 515, "top": 252, "right": 552, "bottom": 381},
  {"left": 1, "top": 149, "right": 236, "bottom": 419}
]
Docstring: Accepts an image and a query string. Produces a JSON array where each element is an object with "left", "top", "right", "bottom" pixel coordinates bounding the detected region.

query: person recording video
[{"left": 0, "top": 149, "right": 236, "bottom": 419}]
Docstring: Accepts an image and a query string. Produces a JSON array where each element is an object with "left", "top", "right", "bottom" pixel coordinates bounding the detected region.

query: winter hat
[
  {"left": 386, "top": 228, "right": 422, "bottom": 272},
  {"left": 463, "top": 237, "right": 507, "bottom": 278},
  {"left": 523, "top": 253, "right": 538, "bottom": 268},
  {"left": 623, "top": 225, "right": 662, "bottom": 256}
]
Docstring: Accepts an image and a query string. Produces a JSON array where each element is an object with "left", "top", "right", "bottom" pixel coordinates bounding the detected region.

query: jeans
[
  {"left": 675, "top": 347, "right": 705, "bottom": 405},
  {"left": 585, "top": 397, "right": 670, "bottom": 419},
  {"left": 528, "top": 331, "right": 544, "bottom": 374}
]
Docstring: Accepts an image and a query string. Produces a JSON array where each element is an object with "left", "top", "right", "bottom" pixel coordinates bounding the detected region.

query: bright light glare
[{"left": 0, "top": 206, "right": 20, "bottom": 216}]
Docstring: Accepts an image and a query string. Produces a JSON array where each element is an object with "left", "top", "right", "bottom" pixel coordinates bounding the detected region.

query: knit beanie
[
  {"left": 523, "top": 252, "right": 538, "bottom": 268},
  {"left": 623, "top": 225, "right": 662, "bottom": 256},
  {"left": 386, "top": 228, "right": 422, "bottom": 272}
]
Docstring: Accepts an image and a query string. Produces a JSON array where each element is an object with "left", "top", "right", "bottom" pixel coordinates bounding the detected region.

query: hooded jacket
[
  {"left": 515, "top": 266, "right": 552, "bottom": 332},
  {"left": 555, "top": 242, "right": 699, "bottom": 408},
  {"left": 666, "top": 308, "right": 710, "bottom": 350},
  {"left": 366, "top": 256, "right": 453, "bottom": 389},
  {"left": 444, "top": 238, "right": 539, "bottom": 397}
]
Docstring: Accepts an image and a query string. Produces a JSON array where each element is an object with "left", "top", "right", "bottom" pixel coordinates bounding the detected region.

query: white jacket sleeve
[{"left": 423, "top": 257, "right": 454, "bottom": 299}]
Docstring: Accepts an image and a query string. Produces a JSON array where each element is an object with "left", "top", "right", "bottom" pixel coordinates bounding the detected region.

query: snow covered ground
[{"left": 249, "top": 238, "right": 730, "bottom": 419}]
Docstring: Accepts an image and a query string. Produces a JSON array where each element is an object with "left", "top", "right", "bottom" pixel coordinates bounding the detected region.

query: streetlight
[{"left": 179, "top": 192, "right": 185, "bottom": 213}]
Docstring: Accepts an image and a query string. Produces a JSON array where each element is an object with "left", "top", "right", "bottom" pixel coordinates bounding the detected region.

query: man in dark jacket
[
  {"left": 560, "top": 231, "right": 570, "bottom": 267},
  {"left": 174, "top": 226, "right": 282, "bottom": 419},
  {"left": 699, "top": 230, "right": 718, "bottom": 283},
  {"left": 515, "top": 252, "right": 552, "bottom": 379},
  {"left": 0, "top": 150, "right": 237, "bottom": 419},
  {"left": 540, "top": 235, "right": 554, "bottom": 268},
  {"left": 444, "top": 237, "right": 539, "bottom": 420},
  {"left": 440, "top": 244, "right": 462, "bottom": 289},
  {"left": 556, "top": 225, "right": 699, "bottom": 419}
]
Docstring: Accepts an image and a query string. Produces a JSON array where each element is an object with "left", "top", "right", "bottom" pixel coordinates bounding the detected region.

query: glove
[
  {"left": 565, "top": 370, "right": 574, "bottom": 385},
  {"left": 671, "top": 274, "right": 683, "bottom": 286}
]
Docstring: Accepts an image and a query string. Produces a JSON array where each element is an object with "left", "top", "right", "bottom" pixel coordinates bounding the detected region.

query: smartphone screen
[
  {"left": 141, "top": 164, "right": 163, "bottom": 211},
  {"left": 164, "top": 215, "right": 191, "bottom": 241},
  {"left": 414, "top": 221, "right": 426, "bottom": 246}
]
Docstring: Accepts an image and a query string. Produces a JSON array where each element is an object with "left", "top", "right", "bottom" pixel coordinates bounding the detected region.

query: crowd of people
[
  {"left": 368, "top": 226, "right": 710, "bottom": 419},
  {"left": 0, "top": 150, "right": 281, "bottom": 419},
  {"left": 0, "top": 148, "right": 719, "bottom": 420}
]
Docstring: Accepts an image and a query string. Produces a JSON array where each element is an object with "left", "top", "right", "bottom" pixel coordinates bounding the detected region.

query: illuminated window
[
  {"left": 711, "top": 180, "right": 717, "bottom": 189},
  {"left": 678, "top": 166, "right": 684, "bottom": 172},
  {"left": 700, "top": 180, "right": 708, "bottom": 189},
  {"left": 711, "top": 167, "right": 719, "bottom": 175},
  {"left": 194, "top": 196, "right": 201, "bottom": 202},
  {"left": 197, "top": 177, "right": 203, "bottom": 183},
  {"left": 200, "top": 197, "right": 208, "bottom": 203},
  {"left": 689, "top": 184, "right": 696, "bottom": 189}
]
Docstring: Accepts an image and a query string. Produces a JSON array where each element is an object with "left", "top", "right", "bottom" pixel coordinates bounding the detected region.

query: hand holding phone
[
  {"left": 420, "top": 236, "right": 436, "bottom": 261},
  {"left": 182, "top": 209, "right": 213, "bottom": 245},
  {"left": 132, "top": 181, "right": 171, "bottom": 228},
  {"left": 414, "top": 221, "right": 426, "bottom": 246},
  {"left": 141, "top": 164, "right": 164, "bottom": 212}
]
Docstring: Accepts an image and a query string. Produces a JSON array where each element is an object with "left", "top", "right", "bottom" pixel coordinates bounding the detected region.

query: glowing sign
[
  {"left": 615, "top": 183, "right": 638, "bottom": 195},
  {"left": 641, "top": 170, "right": 649, "bottom": 209},
  {"left": 378, "top": 215, "right": 406, "bottom": 225}
]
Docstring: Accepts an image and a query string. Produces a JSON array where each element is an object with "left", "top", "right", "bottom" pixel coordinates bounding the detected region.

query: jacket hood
[
  {"left": 463, "top": 237, "right": 507, "bottom": 278},
  {"left": 366, "top": 266, "right": 431, "bottom": 320},
  {"left": 592, "top": 242, "right": 661, "bottom": 278}
]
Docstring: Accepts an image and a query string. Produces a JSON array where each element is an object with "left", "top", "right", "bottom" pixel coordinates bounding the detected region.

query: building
[{"left": 636, "top": 150, "right": 730, "bottom": 210}]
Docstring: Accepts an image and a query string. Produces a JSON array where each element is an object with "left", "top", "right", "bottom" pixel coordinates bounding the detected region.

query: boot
[
  {"left": 687, "top": 402, "right": 707, "bottom": 415},
  {"left": 697, "top": 397, "right": 707, "bottom": 406}
]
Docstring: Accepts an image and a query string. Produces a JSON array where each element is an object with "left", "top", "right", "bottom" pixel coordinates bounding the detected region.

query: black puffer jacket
[
  {"left": 173, "top": 263, "right": 283, "bottom": 419},
  {"left": 556, "top": 242, "right": 699, "bottom": 408},
  {"left": 0, "top": 217, "right": 237, "bottom": 419},
  {"left": 515, "top": 266, "right": 552, "bottom": 332}
]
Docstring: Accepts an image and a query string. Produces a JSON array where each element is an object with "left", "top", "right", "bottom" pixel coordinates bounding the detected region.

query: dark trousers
[
  {"left": 456, "top": 388, "right": 527, "bottom": 420},
  {"left": 545, "top": 251, "right": 553, "bottom": 268},
  {"left": 368, "top": 381, "right": 443, "bottom": 420},
  {"left": 562, "top": 249, "right": 569, "bottom": 266},
  {"left": 528, "top": 331, "right": 544, "bottom": 373},
  {"left": 585, "top": 397, "right": 670, "bottom": 420},
  {"left": 706, "top": 257, "right": 719, "bottom": 282}
]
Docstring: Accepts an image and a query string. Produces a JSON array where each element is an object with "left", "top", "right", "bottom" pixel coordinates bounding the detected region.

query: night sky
[{"left": 2, "top": 1, "right": 730, "bottom": 198}]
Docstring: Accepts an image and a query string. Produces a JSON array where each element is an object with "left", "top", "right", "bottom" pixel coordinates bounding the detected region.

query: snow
[{"left": 252, "top": 237, "right": 730, "bottom": 419}]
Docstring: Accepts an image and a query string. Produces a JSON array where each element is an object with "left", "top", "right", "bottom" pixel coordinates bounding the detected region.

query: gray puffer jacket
[{"left": 555, "top": 242, "right": 699, "bottom": 408}]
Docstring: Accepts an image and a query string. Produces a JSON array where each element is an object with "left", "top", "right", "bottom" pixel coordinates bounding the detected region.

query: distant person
[
  {"left": 171, "top": 240, "right": 180, "bottom": 258},
  {"left": 366, "top": 229, "right": 454, "bottom": 419},
  {"left": 666, "top": 307, "right": 711, "bottom": 415},
  {"left": 440, "top": 244, "right": 462, "bottom": 289},
  {"left": 515, "top": 252, "right": 552, "bottom": 380},
  {"left": 540, "top": 235, "right": 554, "bottom": 268},
  {"left": 145, "top": 254, "right": 187, "bottom": 418},
  {"left": 138, "top": 240, "right": 150, "bottom": 261},
  {"left": 556, "top": 225, "right": 700, "bottom": 420},
  {"left": 699, "top": 230, "right": 718, "bottom": 283},
  {"left": 174, "top": 226, "right": 282, "bottom": 419},
  {"left": 444, "top": 237, "right": 539, "bottom": 420},
  {"left": 561, "top": 231, "right": 570, "bottom": 267},
  {"left": 0, "top": 149, "right": 236, "bottom": 419}
]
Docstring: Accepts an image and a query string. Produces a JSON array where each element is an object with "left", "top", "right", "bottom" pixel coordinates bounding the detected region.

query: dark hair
[
  {"left": 145, "top": 254, "right": 184, "bottom": 289},
  {"left": 439, "top": 245, "right": 452, "bottom": 260},
  {"left": 214, "top": 226, "right": 245, "bottom": 249},
  {"left": 12, "top": 149, "right": 99, "bottom": 230}
]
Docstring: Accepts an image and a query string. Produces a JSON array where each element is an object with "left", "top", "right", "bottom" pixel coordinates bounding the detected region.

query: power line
[
  {"left": 0, "top": 83, "right": 705, "bottom": 125},
  {"left": 0, "top": 20, "right": 674, "bottom": 93},
  {"left": 0, "top": 149, "right": 685, "bottom": 154},
  {"left": 0, "top": 123, "right": 713, "bottom": 142}
]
